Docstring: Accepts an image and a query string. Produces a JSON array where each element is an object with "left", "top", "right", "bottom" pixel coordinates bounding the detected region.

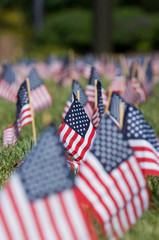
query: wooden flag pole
[
  {"left": 94, "top": 79, "right": 98, "bottom": 110},
  {"left": 104, "top": 88, "right": 112, "bottom": 114},
  {"left": 77, "top": 90, "right": 80, "bottom": 101},
  {"left": 131, "top": 61, "right": 137, "bottom": 79},
  {"left": 119, "top": 102, "right": 124, "bottom": 130},
  {"left": 72, "top": 93, "right": 74, "bottom": 103},
  {"left": 143, "top": 56, "right": 150, "bottom": 74},
  {"left": 26, "top": 78, "right": 36, "bottom": 145},
  {"left": 119, "top": 54, "right": 127, "bottom": 77},
  {"left": 121, "top": 77, "right": 126, "bottom": 95}
]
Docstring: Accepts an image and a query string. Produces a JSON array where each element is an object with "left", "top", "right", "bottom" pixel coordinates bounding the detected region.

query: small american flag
[
  {"left": 108, "top": 66, "right": 125, "bottom": 94},
  {"left": 109, "top": 76, "right": 126, "bottom": 95},
  {"left": 62, "top": 80, "right": 93, "bottom": 120},
  {"left": 143, "top": 61, "right": 154, "bottom": 96},
  {"left": 130, "top": 78, "right": 147, "bottom": 104},
  {"left": 58, "top": 56, "right": 79, "bottom": 86},
  {"left": 59, "top": 94, "right": 95, "bottom": 161},
  {"left": 28, "top": 68, "right": 53, "bottom": 113},
  {"left": 122, "top": 104, "right": 159, "bottom": 176},
  {"left": 0, "top": 64, "right": 18, "bottom": 103},
  {"left": 91, "top": 81, "right": 105, "bottom": 129},
  {"left": 86, "top": 67, "right": 107, "bottom": 108},
  {"left": 3, "top": 81, "right": 32, "bottom": 146},
  {"left": 109, "top": 92, "right": 127, "bottom": 123},
  {"left": 58, "top": 56, "right": 71, "bottom": 85},
  {"left": 75, "top": 114, "right": 150, "bottom": 239},
  {"left": 0, "top": 125, "right": 97, "bottom": 240},
  {"left": 121, "top": 79, "right": 141, "bottom": 105}
]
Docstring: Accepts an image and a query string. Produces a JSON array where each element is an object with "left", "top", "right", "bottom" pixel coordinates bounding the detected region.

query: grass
[{"left": 0, "top": 78, "right": 159, "bottom": 239}]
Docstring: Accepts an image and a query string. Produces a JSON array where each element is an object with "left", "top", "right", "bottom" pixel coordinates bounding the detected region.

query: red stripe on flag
[
  {"left": 44, "top": 198, "right": 61, "bottom": 240},
  {"left": 30, "top": 203, "right": 46, "bottom": 240},
  {"left": 7, "top": 185, "right": 29, "bottom": 240}
]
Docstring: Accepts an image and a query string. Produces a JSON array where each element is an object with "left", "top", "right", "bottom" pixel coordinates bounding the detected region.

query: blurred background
[{"left": 1, "top": 0, "right": 159, "bottom": 60}]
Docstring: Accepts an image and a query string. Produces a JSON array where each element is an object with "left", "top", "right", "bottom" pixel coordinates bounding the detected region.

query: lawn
[{"left": 0, "top": 78, "right": 159, "bottom": 239}]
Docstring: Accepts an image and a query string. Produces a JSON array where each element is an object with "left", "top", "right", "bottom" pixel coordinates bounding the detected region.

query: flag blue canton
[
  {"left": 28, "top": 68, "right": 43, "bottom": 90},
  {"left": 89, "top": 66, "right": 101, "bottom": 85},
  {"left": 109, "top": 93, "right": 127, "bottom": 122},
  {"left": 64, "top": 95, "right": 90, "bottom": 137},
  {"left": 2, "top": 64, "right": 16, "bottom": 84},
  {"left": 122, "top": 105, "right": 159, "bottom": 152},
  {"left": 19, "top": 125, "right": 73, "bottom": 201},
  {"left": 16, "top": 81, "right": 29, "bottom": 118},
  {"left": 146, "top": 61, "right": 153, "bottom": 82},
  {"left": 90, "top": 115, "right": 133, "bottom": 173},
  {"left": 68, "top": 80, "right": 88, "bottom": 106}
]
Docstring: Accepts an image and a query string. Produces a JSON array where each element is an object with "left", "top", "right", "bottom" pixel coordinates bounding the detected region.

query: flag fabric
[
  {"left": 0, "top": 64, "right": 18, "bottom": 102},
  {"left": 28, "top": 68, "right": 53, "bottom": 113},
  {"left": 59, "top": 94, "right": 95, "bottom": 161},
  {"left": 109, "top": 92, "right": 128, "bottom": 123},
  {"left": 62, "top": 80, "right": 93, "bottom": 120},
  {"left": 86, "top": 67, "right": 107, "bottom": 108},
  {"left": 66, "top": 155, "right": 82, "bottom": 174},
  {"left": 82, "top": 54, "right": 94, "bottom": 79},
  {"left": 121, "top": 79, "right": 141, "bottom": 105},
  {"left": 109, "top": 76, "right": 126, "bottom": 94},
  {"left": 75, "top": 114, "right": 150, "bottom": 239},
  {"left": 109, "top": 66, "right": 126, "bottom": 94},
  {"left": 91, "top": 107, "right": 100, "bottom": 129},
  {"left": 58, "top": 56, "right": 71, "bottom": 85},
  {"left": 0, "top": 125, "right": 97, "bottom": 240},
  {"left": 131, "top": 78, "right": 147, "bottom": 104},
  {"left": 143, "top": 61, "right": 154, "bottom": 96},
  {"left": 122, "top": 104, "right": 159, "bottom": 176},
  {"left": 3, "top": 123, "right": 19, "bottom": 147},
  {"left": 58, "top": 56, "right": 79, "bottom": 86},
  {"left": 3, "top": 81, "right": 32, "bottom": 146},
  {"left": 91, "top": 81, "right": 105, "bottom": 129}
]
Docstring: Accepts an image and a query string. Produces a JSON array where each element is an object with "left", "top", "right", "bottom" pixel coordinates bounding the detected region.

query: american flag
[
  {"left": 3, "top": 81, "right": 32, "bottom": 146},
  {"left": 143, "top": 61, "right": 154, "bottom": 96},
  {"left": 121, "top": 79, "right": 141, "bottom": 105},
  {"left": 82, "top": 63, "right": 92, "bottom": 79},
  {"left": 131, "top": 78, "right": 147, "bottom": 104},
  {"left": 28, "top": 68, "right": 53, "bottom": 113},
  {"left": 91, "top": 81, "right": 105, "bottom": 129},
  {"left": 108, "top": 65, "right": 126, "bottom": 94},
  {"left": 58, "top": 56, "right": 71, "bottom": 85},
  {"left": 86, "top": 67, "right": 107, "bottom": 108},
  {"left": 59, "top": 94, "right": 95, "bottom": 161},
  {"left": 75, "top": 114, "right": 150, "bottom": 239},
  {"left": 122, "top": 104, "right": 159, "bottom": 176},
  {"left": 58, "top": 56, "right": 79, "bottom": 86},
  {"left": 82, "top": 54, "right": 94, "bottom": 79},
  {"left": 109, "top": 92, "right": 127, "bottom": 123},
  {"left": 0, "top": 64, "right": 18, "bottom": 103},
  {"left": 62, "top": 80, "right": 93, "bottom": 120},
  {"left": 0, "top": 125, "right": 97, "bottom": 240},
  {"left": 109, "top": 76, "right": 126, "bottom": 95}
]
